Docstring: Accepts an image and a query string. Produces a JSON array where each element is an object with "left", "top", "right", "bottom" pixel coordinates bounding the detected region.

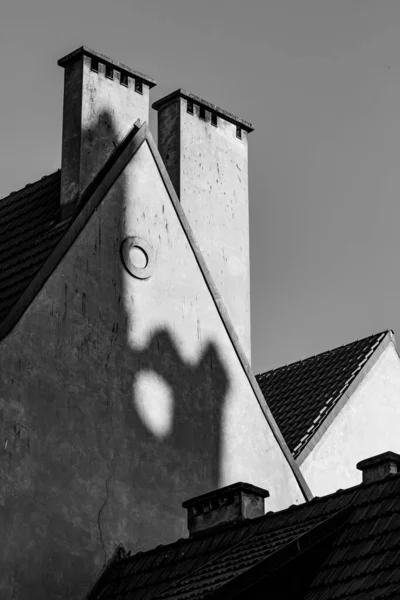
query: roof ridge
[{"left": 257, "top": 330, "right": 390, "bottom": 379}]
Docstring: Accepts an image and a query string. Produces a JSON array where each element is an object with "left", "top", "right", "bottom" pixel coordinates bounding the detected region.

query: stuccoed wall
[
  {"left": 300, "top": 341, "right": 400, "bottom": 496},
  {"left": 0, "top": 125, "right": 304, "bottom": 600}
]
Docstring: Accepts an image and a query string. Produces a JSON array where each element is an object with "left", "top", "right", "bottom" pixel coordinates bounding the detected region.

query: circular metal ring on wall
[{"left": 121, "top": 236, "right": 154, "bottom": 280}]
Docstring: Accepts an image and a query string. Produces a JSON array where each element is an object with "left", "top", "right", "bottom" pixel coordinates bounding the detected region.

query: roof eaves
[{"left": 296, "top": 330, "right": 393, "bottom": 465}]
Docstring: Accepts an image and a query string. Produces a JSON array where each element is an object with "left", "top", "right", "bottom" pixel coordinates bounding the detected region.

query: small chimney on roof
[
  {"left": 182, "top": 482, "right": 269, "bottom": 536},
  {"left": 356, "top": 451, "right": 400, "bottom": 483}
]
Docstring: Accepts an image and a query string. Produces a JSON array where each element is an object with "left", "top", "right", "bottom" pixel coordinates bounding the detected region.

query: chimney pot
[
  {"left": 356, "top": 451, "right": 400, "bottom": 483},
  {"left": 182, "top": 482, "right": 269, "bottom": 536}
]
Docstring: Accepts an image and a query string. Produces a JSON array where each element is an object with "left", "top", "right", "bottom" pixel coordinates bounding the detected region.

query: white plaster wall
[{"left": 300, "top": 342, "right": 400, "bottom": 496}]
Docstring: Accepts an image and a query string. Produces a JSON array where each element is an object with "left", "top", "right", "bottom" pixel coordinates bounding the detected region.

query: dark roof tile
[
  {"left": 88, "top": 474, "right": 400, "bottom": 600},
  {"left": 256, "top": 331, "right": 388, "bottom": 457},
  {"left": 0, "top": 171, "right": 73, "bottom": 324}
]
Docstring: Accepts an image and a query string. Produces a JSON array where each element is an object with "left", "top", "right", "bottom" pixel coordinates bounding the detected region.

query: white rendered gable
[{"left": 300, "top": 340, "right": 400, "bottom": 496}]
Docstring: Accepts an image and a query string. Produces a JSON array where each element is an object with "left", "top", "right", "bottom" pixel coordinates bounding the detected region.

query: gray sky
[{"left": 2, "top": 0, "right": 400, "bottom": 373}]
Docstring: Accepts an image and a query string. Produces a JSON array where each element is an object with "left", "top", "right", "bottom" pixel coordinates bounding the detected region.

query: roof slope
[
  {"left": 88, "top": 471, "right": 400, "bottom": 600},
  {"left": 256, "top": 331, "right": 389, "bottom": 459},
  {"left": 0, "top": 171, "right": 72, "bottom": 322}
]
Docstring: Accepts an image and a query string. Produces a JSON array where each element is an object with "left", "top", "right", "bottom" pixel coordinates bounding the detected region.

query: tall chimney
[
  {"left": 58, "top": 46, "right": 156, "bottom": 205},
  {"left": 153, "top": 91, "right": 254, "bottom": 361},
  {"left": 356, "top": 451, "right": 400, "bottom": 483},
  {"left": 182, "top": 482, "right": 269, "bottom": 536}
]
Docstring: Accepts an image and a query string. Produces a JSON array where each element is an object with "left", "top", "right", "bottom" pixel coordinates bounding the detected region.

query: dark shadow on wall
[{"left": 0, "top": 112, "right": 230, "bottom": 600}]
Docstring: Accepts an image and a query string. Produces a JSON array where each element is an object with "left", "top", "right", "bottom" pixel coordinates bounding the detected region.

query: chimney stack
[
  {"left": 58, "top": 46, "right": 156, "bottom": 205},
  {"left": 153, "top": 90, "right": 254, "bottom": 361},
  {"left": 182, "top": 482, "right": 269, "bottom": 536},
  {"left": 356, "top": 451, "right": 400, "bottom": 483}
]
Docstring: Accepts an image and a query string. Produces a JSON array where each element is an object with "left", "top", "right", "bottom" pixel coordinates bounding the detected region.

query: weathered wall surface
[
  {"left": 300, "top": 341, "right": 400, "bottom": 496},
  {"left": 157, "top": 97, "right": 251, "bottom": 362},
  {"left": 0, "top": 126, "right": 303, "bottom": 600}
]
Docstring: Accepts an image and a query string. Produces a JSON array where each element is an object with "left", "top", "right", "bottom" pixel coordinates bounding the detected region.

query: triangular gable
[
  {"left": 0, "top": 120, "right": 311, "bottom": 506},
  {"left": 257, "top": 331, "right": 390, "bottom": 463}
]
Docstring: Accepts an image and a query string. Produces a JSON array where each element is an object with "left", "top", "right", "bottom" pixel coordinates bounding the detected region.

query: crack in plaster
[
  {"left": 97, "top": 473, "right": 113, "bottom": 565},
  {"left": 97, "top": 444, "right": 119, "bottom": 566}
]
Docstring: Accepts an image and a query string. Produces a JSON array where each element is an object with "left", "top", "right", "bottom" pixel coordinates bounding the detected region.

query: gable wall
[
  {"left": 0, "top": 137, "right": 304, "bottom": 600},
  {"left": 300, "top": 341, "right": 400, "bottom": 496}
]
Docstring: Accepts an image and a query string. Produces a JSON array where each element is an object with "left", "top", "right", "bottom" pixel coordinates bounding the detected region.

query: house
[
  {"left": 257, "top": 329, "right": 400, "bottom": 496},
  {"left": 0, "top": 46, "right": 309, "bottom": 600},
  {"left": 1, "top": 44, "right": 400, "bottom": 599},
  {"left": 86, "top": 451, "right": 400, "bottom": 600}
]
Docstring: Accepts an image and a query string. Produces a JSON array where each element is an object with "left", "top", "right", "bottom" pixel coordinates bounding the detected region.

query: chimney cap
[
  {"left": 182, "top": 482, "right": 269, "bottom": 509},
  {"left": 356, "top": 451, "right": 400, "bottom": 483},
  {"left": 152, "top": 89, "right": 254, "bottom": 133},
  {"left": 356, "top": 451, "right": 400, "bottom": 473},
  {"left": 57, "top": 46, "right": 157, "bottom": 88}
]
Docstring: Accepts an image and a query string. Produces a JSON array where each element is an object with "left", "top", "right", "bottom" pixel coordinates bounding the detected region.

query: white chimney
[
  {"left": 58, "top": 46, "right": 156, "bottom": 205},
  {"left": 153, "top": 90, "right": 254, "bottom": 361}
]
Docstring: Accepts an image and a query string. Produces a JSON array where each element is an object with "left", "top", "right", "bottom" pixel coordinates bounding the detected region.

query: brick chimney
[
  {"left": 58, "top": 46, "right": 156, "bottom": 205},
  {"left": 356, "top": 451, "right": 400, "bottom": 483},
  {"left": 182, "top": 482, "right": 269, "bottom": 536},
  {"left": 153, "top": 90, "right": 254, "bottom": 361}
]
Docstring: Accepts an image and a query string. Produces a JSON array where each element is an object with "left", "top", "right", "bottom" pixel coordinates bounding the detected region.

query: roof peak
[{"left": 257, "top": 330, "right": 391, "bottom": 379}]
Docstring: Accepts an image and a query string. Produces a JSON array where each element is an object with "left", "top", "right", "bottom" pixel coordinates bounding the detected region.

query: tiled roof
[
  {"left": 0, "top": 171, "right": 72, "bottom": 324},
  {"left": 256, "top": 331, "right": 388, "bottom": 458},
  {"left": 88, "top": 471, "right": 400, "bottom": 600}
]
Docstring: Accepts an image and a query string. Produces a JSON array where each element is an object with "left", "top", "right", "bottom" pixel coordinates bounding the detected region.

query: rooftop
[{"left": 88, "top": 469, "right": 400, "bottom": 600}]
